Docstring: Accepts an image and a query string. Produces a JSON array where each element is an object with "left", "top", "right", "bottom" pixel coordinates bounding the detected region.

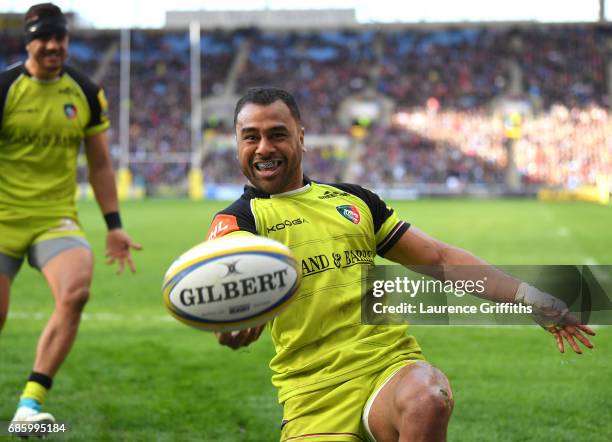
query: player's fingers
[
  {"left": 237, "top": 328, "right": 258, "bottom": 347},
  {"left": 553, "top": 331, "right": 564, "bottom": 353},
  {"left": 577, "top": 324, "right": 596, "bottom": 336},
  {"left": 232, "top": 333, "right": 248, "bottom": 349},
  {"left": 106, "top": 256, "right": 116, "bottom": 265},
  {"left": 573, "top": 329, "right": 594, "bottom": 349},
  {"left": 215, "top": 331, "right": 227, "bottom": 345},
  {"left": 130, "top": 241, "right": 143, "bottom": 251},
  {"left": 220, "top": 330, "right": 243, "bottom": 349},
  {"left": 559, "top": 329, "right": 581, "bottom": 354},
  {"left": 254, "top": 325, "right": 265, "bottom": 340},
  {"left": 117, "top": 258, "right": 125, "bottom": 275},
  {"left": 219, "top": 335, "right": 236, "bottom": 348},
  {"left": 216, "top": 332, "right": 237, "bottom": 348},
  {"left": 127, "top": 255, "right": 137, "bottom": 273}
]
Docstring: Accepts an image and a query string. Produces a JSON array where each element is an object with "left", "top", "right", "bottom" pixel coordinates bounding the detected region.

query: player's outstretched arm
[
  {"left": 85, "top": 131, "right": 142, "bottom": 273},
  {"left": 385, "top": 226, "right": 595, "bottom": 353}
]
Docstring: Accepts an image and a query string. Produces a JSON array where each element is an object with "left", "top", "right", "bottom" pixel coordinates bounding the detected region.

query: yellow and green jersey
[
  {"left": 0, "top": 62, "right": 109, "bottom": 217},
  {"left": 207, "top": 178, "right": 422, "bottom": 403}
]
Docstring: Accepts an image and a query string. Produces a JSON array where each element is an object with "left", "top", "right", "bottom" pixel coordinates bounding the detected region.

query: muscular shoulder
[
  {"left": 207, "top": 190, "right": 258, "bottom": 239},
  {"left": 63, "top": 64, "right": 109, "bottom": 131},
  {"left": 0, "top": 63, "right": 24, "bottom": 88},
  {"left": 63, "top": 64, "right": 101, "bottom": 97},
  {"left": 0, "top": 63, "right": 25, "bottom": 125}
]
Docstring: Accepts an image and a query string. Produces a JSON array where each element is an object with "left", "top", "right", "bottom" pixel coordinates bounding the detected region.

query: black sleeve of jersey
[
  {"left": 332, "top": 183, "right": 410, "bottom": 256},
  {"left": 0, "top": 64, "right": 24, "bottom": 130},
  {"left": 331, "top": 183, "right": 409, "bottom": 234},
  {"left": 63, "top": 65, "right": 104, "bottom": 129},
  {"left": 216, "top": 193, "right": 258, "bottom": 234}
]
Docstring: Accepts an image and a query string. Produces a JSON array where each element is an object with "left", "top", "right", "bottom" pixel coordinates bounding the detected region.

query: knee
[
  {"left": 395, "top": 364, "right": 454, "bottom": 418},
  {"left": 58, "top": 286, "right": 90, "bottom": 312}
]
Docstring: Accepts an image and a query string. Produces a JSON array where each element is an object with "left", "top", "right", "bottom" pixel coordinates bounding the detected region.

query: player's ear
[{"left": 299, "top": 127, "right": 305, "bottom": 152}]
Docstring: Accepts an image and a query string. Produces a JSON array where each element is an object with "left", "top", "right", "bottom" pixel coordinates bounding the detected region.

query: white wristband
[{"left": 515, "top": 282, "right": 569, "bottom": 317}]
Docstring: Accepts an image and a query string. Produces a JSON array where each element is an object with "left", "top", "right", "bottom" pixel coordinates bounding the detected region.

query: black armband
[{"left": 104, "top": 212, "right": 122, "bottom": 230}]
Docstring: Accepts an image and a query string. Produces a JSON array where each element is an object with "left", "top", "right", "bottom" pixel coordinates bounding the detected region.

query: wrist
[
  {"left": 514, "top": 282, "right": 568, "bottom": 313},
  {"left": 514, "top": 282, "right": 530, "bottom": 304},
  {"left": 104, "top": 211, "right": 122, "bottom": 231}
]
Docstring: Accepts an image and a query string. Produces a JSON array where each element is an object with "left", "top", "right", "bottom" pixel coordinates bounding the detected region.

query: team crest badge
[
  {"left": 64, "top": 103, "right": 77, "bottom": 119},
  {"left": 336, "top": 205, "right": 360, "bottom": 224}
]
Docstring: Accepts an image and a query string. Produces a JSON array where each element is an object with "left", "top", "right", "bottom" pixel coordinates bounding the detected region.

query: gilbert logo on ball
[{"left": 162, "top": 235, "right": 301, "bottom": 332}]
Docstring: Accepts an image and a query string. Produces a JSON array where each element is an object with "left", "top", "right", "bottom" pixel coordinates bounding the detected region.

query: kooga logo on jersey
[{"left": 266, "top": 218, "right": 309, "bottom": 233}]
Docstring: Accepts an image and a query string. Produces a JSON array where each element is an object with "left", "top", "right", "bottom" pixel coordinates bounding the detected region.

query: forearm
[
  {"left": 84, "top": 131, "right": 120, "bottom": 219},
  {"left": 435, "top": 246, "right": 521, "bottom": 303},
  {"left": 387, "top": 227, "right": 521, "bottom": 303},
  {"left": 89, "top": 164, "right": 119, "bottom": 215}
]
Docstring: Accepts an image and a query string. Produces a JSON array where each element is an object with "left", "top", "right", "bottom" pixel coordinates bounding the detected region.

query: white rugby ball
[{"left": 162, "top": 235, "right": 300, "bottom": 332}]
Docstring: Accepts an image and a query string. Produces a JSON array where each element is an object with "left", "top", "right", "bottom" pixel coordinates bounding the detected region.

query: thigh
[{"left": 34, "top": 239, "right": 93, "bottom": 301}]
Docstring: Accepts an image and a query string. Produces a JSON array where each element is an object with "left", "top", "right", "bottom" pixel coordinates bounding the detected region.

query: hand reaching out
[
  {"left": 515, "top": 282, "right": 596, "bottom": 354},
  {"left": 105, "top": 229, "right": 142, "bottom": 274},
  {"left": 215, "top": 325, "right": 266, "bottom": 350}
]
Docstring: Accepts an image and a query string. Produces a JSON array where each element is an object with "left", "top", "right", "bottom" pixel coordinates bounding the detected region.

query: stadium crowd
[{"left": 1, "top": 24, "right": 609, "bottom": 193}]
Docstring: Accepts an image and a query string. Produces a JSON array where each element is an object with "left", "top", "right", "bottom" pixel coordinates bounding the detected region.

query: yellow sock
[{"left": 20, "top": 381, "right": 48, "bottom": 405}]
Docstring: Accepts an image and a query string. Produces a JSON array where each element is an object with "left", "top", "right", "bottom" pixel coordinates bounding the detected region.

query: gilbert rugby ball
[{"left": 162, "top": 235, "right": 300, "bottom": 332}]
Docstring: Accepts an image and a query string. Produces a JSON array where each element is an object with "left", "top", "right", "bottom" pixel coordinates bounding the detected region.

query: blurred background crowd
[{"left": 1, "top": 23, "right": 610, "bottom": 195}]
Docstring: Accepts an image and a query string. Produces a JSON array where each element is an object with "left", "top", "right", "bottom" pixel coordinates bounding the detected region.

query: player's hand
[
  {"left": 543, "top": 312, "right": 596, "bottom": 354},
  {"left": 516, "top": 283, "right": 596, "bottom": 354},
  {"left": 105, "top": 229, "right": 143, "bottom": 274},
  {"left": 215, "top": 325, "right": 265, "bottom": 350}
]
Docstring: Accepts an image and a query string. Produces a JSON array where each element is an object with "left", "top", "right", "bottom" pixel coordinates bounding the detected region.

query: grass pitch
[{"left": 1, "top": 199, "right": 611, "bottom": 441}]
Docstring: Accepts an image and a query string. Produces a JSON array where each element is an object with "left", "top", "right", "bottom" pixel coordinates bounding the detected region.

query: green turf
[{"left": 1, "top": 199, "right": 611, "bottom": 441}]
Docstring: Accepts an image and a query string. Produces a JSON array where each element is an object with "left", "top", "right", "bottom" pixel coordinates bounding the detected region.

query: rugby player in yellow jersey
[
  {"left": 207, "top": 87, "right": 595, "bottom": 442},
  {"left": 0, "top": 3, "right": 141, "bottom": 426}
]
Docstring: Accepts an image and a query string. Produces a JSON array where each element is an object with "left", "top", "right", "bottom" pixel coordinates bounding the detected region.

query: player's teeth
[{"left": 256, "top": 160, "right": 279, "bottom": 170}]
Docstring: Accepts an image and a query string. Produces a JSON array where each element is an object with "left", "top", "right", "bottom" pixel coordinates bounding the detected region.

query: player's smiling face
[
  {"left": 26, "top": 33, "right": 68, "bottom": 79},
  {"left": 236, "top": 100, "right": 305, "bottom": 195}
]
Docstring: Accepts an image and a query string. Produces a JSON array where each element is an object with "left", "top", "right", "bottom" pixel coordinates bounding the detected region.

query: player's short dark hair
[
  {"left": 24, "top": 3, "right": 67, "bottom": 42},
  {"left": 234, "top": 87, "right": 302, "bottom": 127},
  {"left": 25, "top": 2, "right": 64, "bottom": 23}
]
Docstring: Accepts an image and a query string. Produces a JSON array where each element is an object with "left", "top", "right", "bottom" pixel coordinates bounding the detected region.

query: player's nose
[
  {"left": 45, "top": 37, "right": 62, "bottom": 49},
  {"left": 255, "top": 136, "right": 276, "bottom": 155}
]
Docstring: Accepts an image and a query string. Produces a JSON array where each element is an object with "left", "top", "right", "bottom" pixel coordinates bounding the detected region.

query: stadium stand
[{"left": 1, "top": 24, "right": 609, "bottom": 197}]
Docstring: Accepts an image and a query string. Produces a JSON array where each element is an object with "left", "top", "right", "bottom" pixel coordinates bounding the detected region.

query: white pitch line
[
  {"left": 8, "top": 311, "right": 174, "bottom": 322},
  {"left": 7, "top": 312, "right": 608, "bottom": 329}
]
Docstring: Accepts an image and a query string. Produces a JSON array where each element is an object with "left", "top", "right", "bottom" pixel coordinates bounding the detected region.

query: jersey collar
[
  {"left": 244, "top": 176, "right": 312, "bottom": 199},
  {"left": 22, "top": 62, "right": 64, "bottom": 83}
]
